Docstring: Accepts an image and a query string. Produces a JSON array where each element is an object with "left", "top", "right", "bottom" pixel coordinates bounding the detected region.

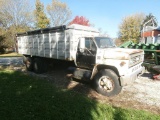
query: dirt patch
[{"left": 3, "top": 65, "right": 160, "bottom": 114}]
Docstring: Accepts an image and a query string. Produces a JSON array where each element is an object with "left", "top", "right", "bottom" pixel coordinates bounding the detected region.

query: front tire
[{"left": 93, "top": 69, "right": 122, "bottom": 97}]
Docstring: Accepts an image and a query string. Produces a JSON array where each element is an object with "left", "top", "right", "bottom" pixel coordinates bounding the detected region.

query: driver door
[{"left": 76, "top": 37, "right": 96, "bottom": 69}]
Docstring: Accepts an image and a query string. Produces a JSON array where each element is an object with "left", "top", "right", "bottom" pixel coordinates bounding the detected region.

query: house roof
[{"left": 144, "top": 26, "right": 160, "bottom": 32}]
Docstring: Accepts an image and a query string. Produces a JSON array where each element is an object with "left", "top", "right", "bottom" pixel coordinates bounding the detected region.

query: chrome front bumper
[{"left": 119, "top": 66, "right": 145, "bottom": 86}]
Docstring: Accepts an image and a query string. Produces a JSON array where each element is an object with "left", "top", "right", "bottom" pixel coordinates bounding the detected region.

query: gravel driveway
[
  {"left": 116, "top": 73, "right": 160, "bottom": 114},
  {"left": 125, "top": 73, "right": 160, "bottom": 107}
]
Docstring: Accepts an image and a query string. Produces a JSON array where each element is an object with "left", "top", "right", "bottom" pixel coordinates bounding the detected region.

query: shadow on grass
[
  {"left": 0, "top": 70, "right": 112, "bottom": 120},
  {"left": 0, "top": 67, "right": 159, "bottom": 120}
]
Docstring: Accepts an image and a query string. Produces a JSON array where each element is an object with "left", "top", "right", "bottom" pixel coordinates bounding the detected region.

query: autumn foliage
[{"left": 69, "top": 16, "right": 90, "bottom": 26}]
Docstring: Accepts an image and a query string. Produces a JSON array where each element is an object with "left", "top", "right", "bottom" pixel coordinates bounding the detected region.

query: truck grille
[{"left": 129, "top": 55, "right": 143, "bottom": 67}]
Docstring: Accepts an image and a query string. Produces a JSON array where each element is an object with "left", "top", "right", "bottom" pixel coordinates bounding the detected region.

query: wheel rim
[{"left": 98, "top": 76, "right": 114, "bottom": 92}]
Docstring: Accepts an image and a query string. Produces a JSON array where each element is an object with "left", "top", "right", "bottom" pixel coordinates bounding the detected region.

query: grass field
[
  {"left": 0, "top": 69, "right": 160, "bottom": 120},
  {"left": 0, "top": 52, "right": 22, "bottom": 57}
]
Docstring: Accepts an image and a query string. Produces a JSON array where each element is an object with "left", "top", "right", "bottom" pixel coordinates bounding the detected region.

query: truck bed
[{"left": 17, "top": 24, "right": 99, "bottom": 61}]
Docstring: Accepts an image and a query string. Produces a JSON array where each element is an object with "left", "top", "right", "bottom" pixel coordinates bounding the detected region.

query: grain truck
[{"left": 17, "top": 24, "right": 144, "bottom": 96}]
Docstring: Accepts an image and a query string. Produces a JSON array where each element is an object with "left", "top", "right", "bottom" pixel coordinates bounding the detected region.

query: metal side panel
[
  {"left": 28, "top": 35, "right": 34, "bottom": 56},
  {"left": 65, "top": 40, "right": 70, "bottom": 59},
  {"left": 44, "top": 33, "right": 50, "bottom": 57},
  {"left": 33, "top": 35, "right": 39, "bottom": 56},
  {"left": 57, "top": 32, "right": 65, "bottom": 59},
  {"left": 17, "top": 37, "right": 22, "bottom": 54},
  {"left": 50, "top": 33, "right": 57, "bottom": 58},
  {"left": 20, "top": 36, "right": 24, "bottom": 54},
  {"left": 24, "top": 36, "right": 31, "bottom": 55},
  {"left": 38, "top": 34, "right": 45, "bottom": 57},
  {"left": 23, "top": 36, "right": 30, "bottom": 55},
  {"left": 24, "top": 37, "right": 30, "bottom": 55},
  {"left": 45, "top": 42, "right": 50, "bottom": 57},
  {"left": 39, "top": 46, "right": 44, "bottom": 57},
  {"left": 18, "top": 36, "right": 28, "bottom": 55},
  {"left": 65, "top": 31, "right": 71, "bottom": 60},
  {"left": 66, "top": 30, "right": 79, "bottom": 61}
]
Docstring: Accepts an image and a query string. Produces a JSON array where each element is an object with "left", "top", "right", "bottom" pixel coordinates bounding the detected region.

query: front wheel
[{"left": 92, "top": 69, "right": 122, "bottom": 97}]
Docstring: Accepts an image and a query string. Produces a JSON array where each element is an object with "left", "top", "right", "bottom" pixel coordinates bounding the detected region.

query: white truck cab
[
  {"left": 17, "top": 24, "right": 144, "bottom": 96},
  {"left": 73, "top": 36, "right": 144, "bottom": 96}
]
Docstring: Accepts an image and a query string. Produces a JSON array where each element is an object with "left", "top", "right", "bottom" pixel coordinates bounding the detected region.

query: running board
[{"left": 67, "top": 67, "right": 92, "bottom": 80}]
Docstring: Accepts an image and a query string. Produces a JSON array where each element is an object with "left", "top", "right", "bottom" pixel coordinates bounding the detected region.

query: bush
[
  {"left": 0, "top": 36, "right": 6, "bottom": 54},
  {"left": 0, "top": 47, "right": 5, "bottom": 54}
]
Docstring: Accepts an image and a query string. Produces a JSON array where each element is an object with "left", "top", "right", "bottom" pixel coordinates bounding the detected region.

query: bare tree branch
[{"left": 47, "top": 0, "right": 72, "bottom": 26}]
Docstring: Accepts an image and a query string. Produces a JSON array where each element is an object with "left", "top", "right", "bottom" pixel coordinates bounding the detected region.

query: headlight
[{"left": 129, "top": 59, "right": 134, "bottom": 65}]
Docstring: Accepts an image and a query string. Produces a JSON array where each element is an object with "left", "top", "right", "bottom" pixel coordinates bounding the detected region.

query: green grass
[
  {"left": 0, "top": 52, "right": 22, "bottom": 57},
  {"left": 0, "top": 69, "right": 160, "bottom": 120}
]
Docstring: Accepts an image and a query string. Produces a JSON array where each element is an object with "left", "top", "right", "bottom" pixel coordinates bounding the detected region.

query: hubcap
[{"left": 98, "top": 76, "right": 114, "bottom": 92}]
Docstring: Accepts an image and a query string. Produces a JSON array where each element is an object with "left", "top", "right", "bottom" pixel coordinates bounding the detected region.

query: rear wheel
[
  {"left": 93, "top": 69, "right": 122, "bottom": 97},
  {"left": 25, "top": 56, "right": 33, "bottom": 71},
  {"left": 33, "top": 58, "right": 48, "bottom": 74},
  {"left": 22, "top": 56, "right": 27, "bottom": 64}
]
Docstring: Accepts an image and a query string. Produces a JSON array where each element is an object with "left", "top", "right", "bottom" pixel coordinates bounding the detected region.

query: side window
[
  {"left": 91, "top": 41, "right": 96, "bottom": 51},
  {"left": 85, "top": 38, "right": 96, "bottom": 51},
  {"left": 85, "top": 39, "right": 90, "bottom": 49}
]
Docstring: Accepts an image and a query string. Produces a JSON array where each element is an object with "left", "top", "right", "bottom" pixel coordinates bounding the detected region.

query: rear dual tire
[
  {"left": 24, "top": 56, "right": 34, "bottom": 71},
  {"left": 24, "top": 56, "right": 48, "bottom": 74},
  {"left": 33, "top": 58, "right": 48, "bottom": 74}
]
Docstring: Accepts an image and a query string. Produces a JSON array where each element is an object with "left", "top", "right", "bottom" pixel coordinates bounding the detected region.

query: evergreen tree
[{"left": 34, "top": 0, "right": 50, "bottom": 28}]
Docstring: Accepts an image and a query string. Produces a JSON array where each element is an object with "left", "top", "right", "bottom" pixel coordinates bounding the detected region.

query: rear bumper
[{"left": 119, "top": 66, "right": 145, "bottom": 86}]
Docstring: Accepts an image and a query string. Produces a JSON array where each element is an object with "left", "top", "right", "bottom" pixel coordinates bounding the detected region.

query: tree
[
  {"left": 0, "top": 32, "right": 6, "bottom": 53},
  {"left": 34, "top": 0, "right": 50, "bottom": 28},
  {"left": 0, "top": 0, "right": 33, "bottom": 29},
  {"left": 118, "top": 13, "right": 145, "bottom": 43},
  {"left": 69, "top": 16, "right": 90, "bottom": 26},
  {"left": 98, "top": 28, "right": 109, "bottom": 37},
  {"left": 47, "top": 0, "right": 71, "bottom": 26},
  {"left": 142, "top": 13, "right": 158, "bottom": 27},
  {"left": 0, "top": 0, "right": 33, "bottom": 51},
  {"left": 114, "top": 38, "right": 123, "bottom": 46}
]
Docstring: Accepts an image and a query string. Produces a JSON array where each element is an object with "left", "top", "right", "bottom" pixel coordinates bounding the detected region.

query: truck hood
[{"left": 103, "top": 48, "right": 143, "bottom": 60}]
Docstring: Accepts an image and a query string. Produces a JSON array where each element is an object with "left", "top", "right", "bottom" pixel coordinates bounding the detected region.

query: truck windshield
[{"left": 94, "top": 37, "right": 116, "bottom": 48}]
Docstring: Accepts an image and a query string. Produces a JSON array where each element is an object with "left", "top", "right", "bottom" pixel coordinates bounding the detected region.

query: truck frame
[{"left": 17, "top": 24, "right": 144, "bottom": 96}]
